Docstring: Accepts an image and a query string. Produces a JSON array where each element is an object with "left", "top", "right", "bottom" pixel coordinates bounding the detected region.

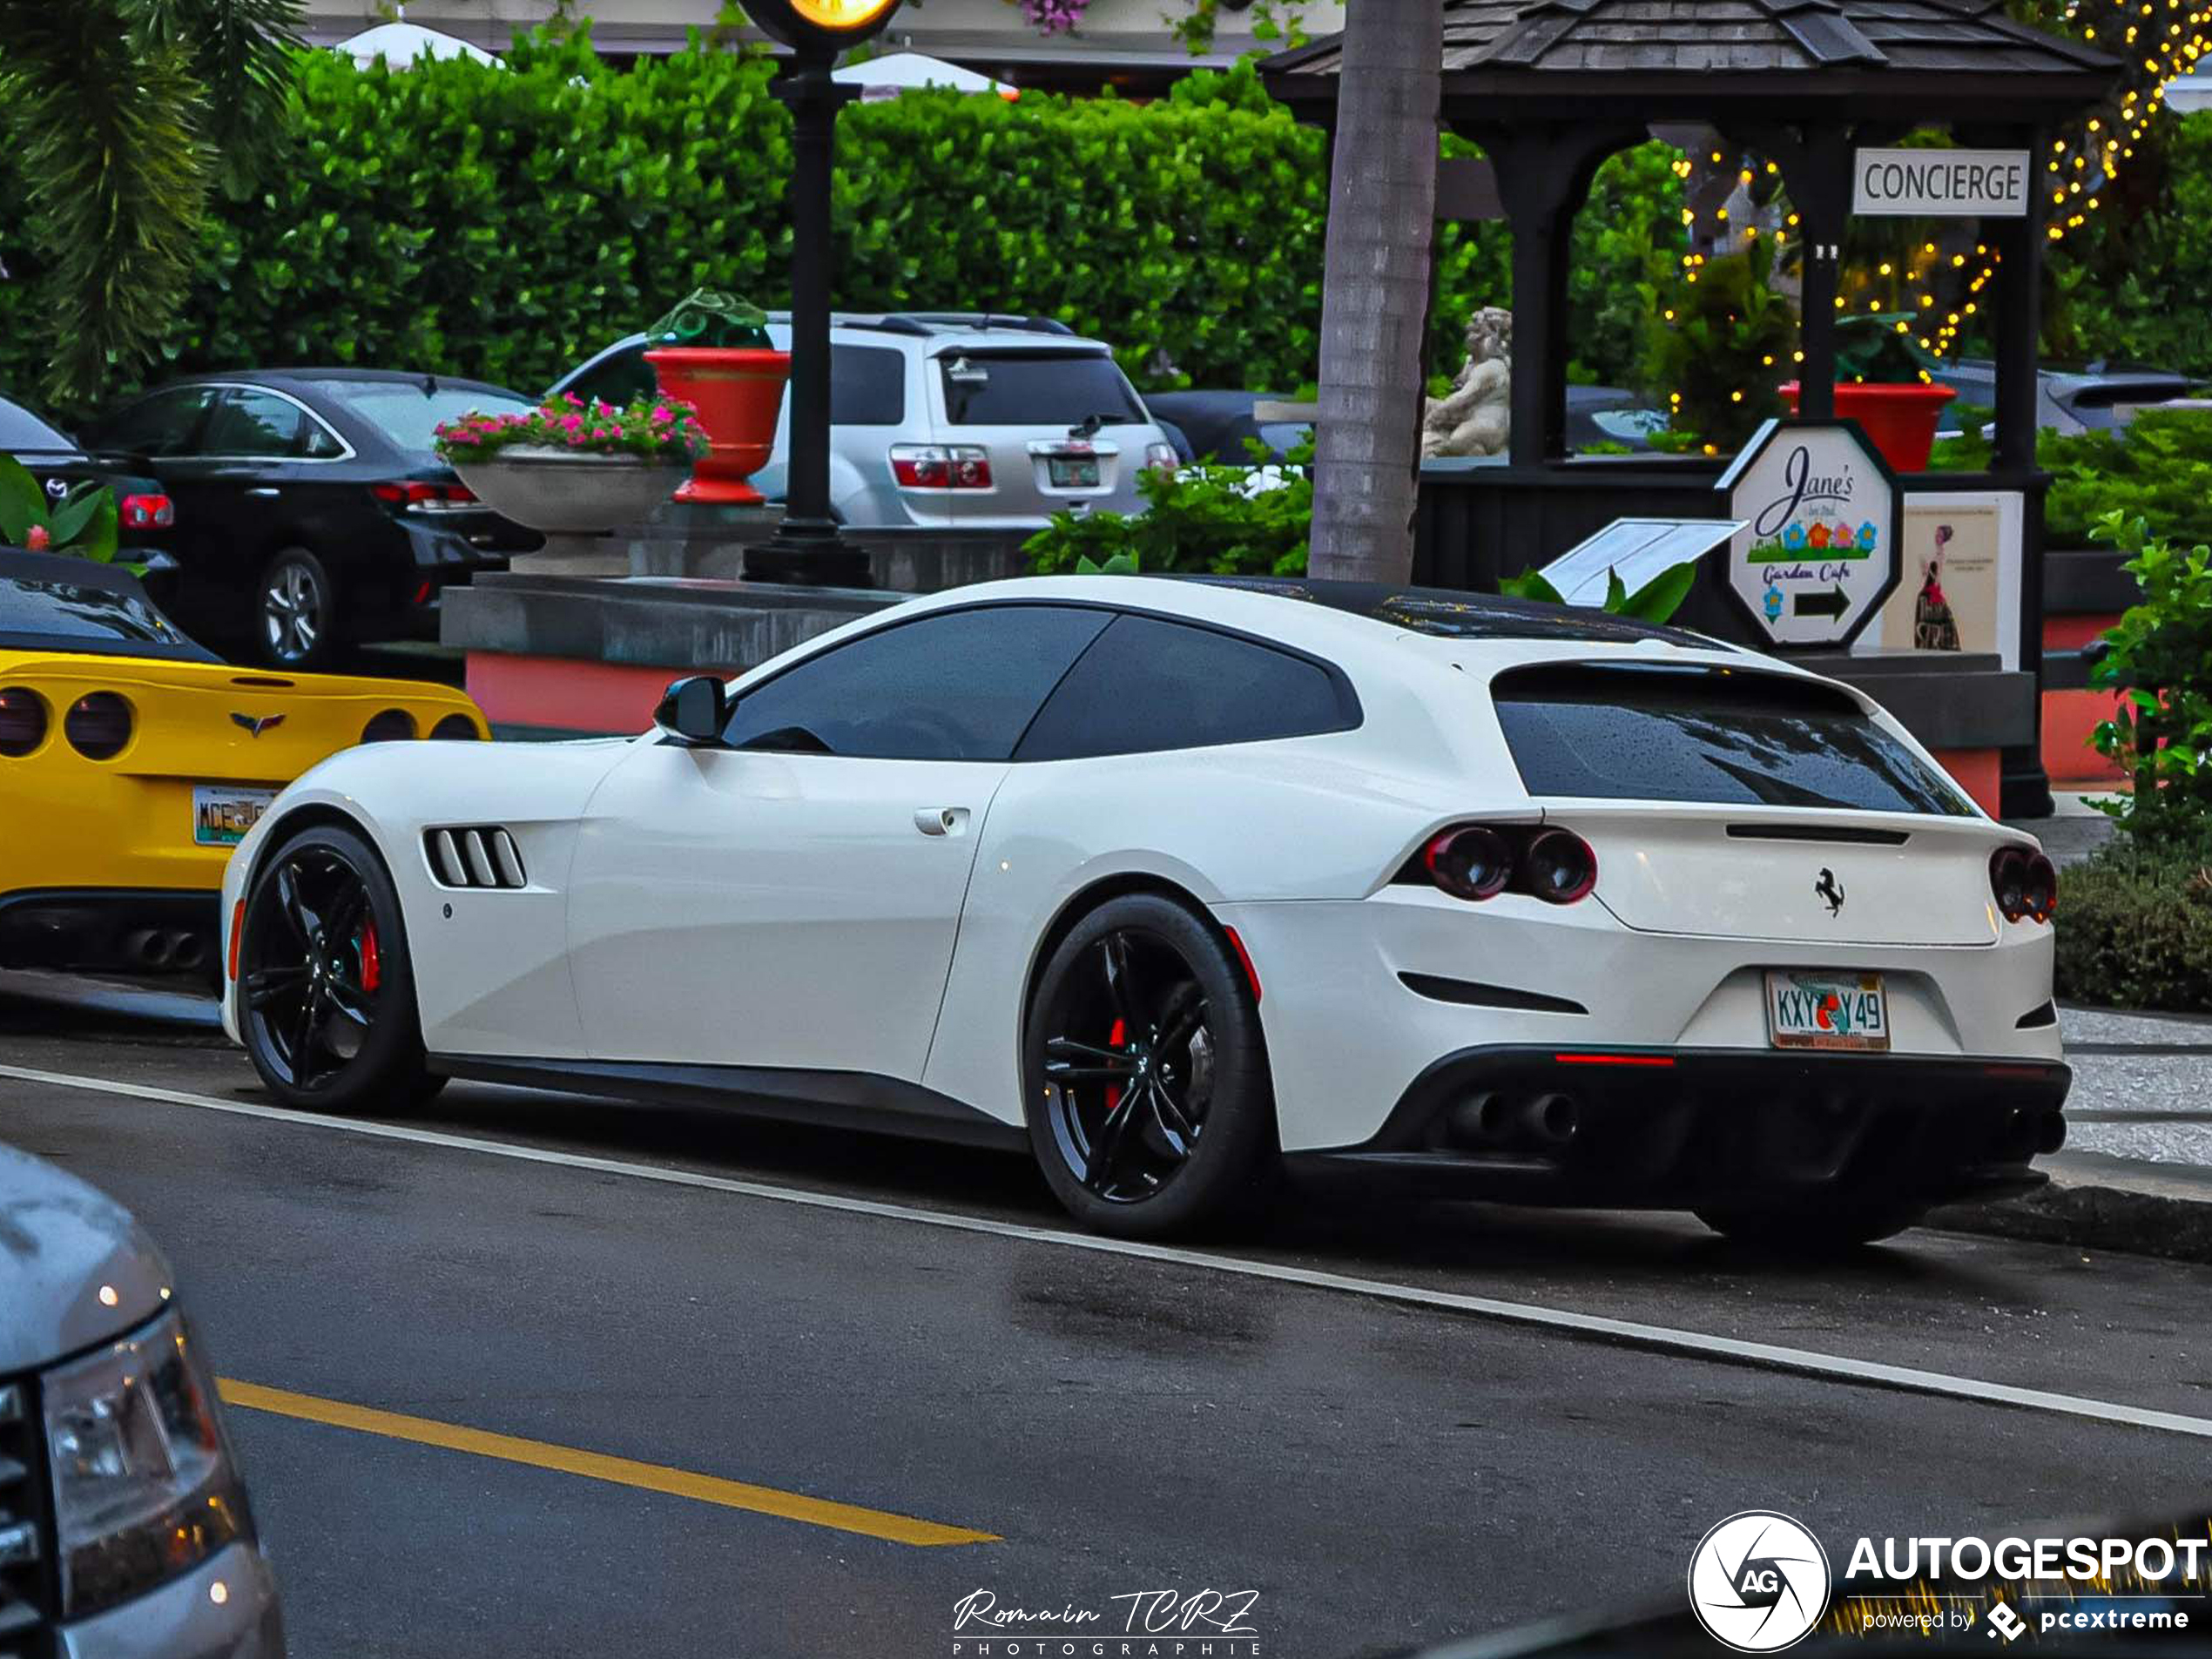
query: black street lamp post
[{"left": 741, "top": 0, "right": 905, "bottom": 588}]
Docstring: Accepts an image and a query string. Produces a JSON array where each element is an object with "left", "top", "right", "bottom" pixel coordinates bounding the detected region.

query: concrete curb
[{"left": 1929, "top": 1154, "right": 2212, "bottom": 1264}]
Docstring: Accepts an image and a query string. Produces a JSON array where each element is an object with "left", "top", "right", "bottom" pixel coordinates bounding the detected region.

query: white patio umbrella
[
  {"left": 831, "top": 51, "right": 1018, "bottom": 102},
  {"left": 337, "top": 20, "right": 501, "bottom": 71}
]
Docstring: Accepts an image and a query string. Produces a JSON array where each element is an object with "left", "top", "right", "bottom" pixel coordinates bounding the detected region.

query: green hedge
[
  {"left": 0, "top": 37, "right": 1670, "bottom": 415},
  {"left": 2054, "top": 834, "right": 2212, "bottom": 1013}
]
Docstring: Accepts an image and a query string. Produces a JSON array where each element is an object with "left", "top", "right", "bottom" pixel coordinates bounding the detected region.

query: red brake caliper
[
  {"left": 357, "top": 921, "right": 382, "bottom": 995},
  {"left": 1104, "top": 1017, "right": 1127, "bottom": 1113}
]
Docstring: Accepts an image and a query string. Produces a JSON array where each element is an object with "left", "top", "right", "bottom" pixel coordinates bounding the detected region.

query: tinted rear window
[
  {"left": 1016, "top": 615, "right": 1354, "bottom": 760},
  {"left": 939, "top": 351, "right": 1144, "bottom": 427},
  {"left": 311, "top": 381, "right": 536, "bottom": 455},
  {"left": 1491, "top": 664, "right": 1973, "bottom": 817}
]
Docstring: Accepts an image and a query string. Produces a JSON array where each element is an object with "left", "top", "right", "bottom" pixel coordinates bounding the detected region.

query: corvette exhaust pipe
[
  {"left": 167, "top": 932, "right": 207, "bottom": 973},
  {"left": 124, "top": 928, "right": 172, "bottom": 970}
]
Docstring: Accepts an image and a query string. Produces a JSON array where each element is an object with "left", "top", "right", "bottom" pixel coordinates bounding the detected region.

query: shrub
[
  {"left": 2053, "top": 833, "right": 2212, "bottom": 1012},
  {"left": 1929, "top": 407, "right": 2212, "bottom": 549},
  {"left": 2087, "top": 512, "right": 2212, "bottom": 840},
  {"left": 1025, "top": 442, "right": 1312, "bottom": 577},
  {"left": 1636, "top": 237, "right": 1796, "bottom": 454}
]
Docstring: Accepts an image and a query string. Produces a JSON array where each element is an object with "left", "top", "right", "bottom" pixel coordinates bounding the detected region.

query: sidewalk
[{"left": 1932, "top": 1003, "right": 2212, "bottom": 1261}]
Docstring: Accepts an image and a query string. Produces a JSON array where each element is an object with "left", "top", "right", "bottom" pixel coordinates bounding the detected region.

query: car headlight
[{"left": 43, "top": 1309, "right": 253, "bottom": 1618}]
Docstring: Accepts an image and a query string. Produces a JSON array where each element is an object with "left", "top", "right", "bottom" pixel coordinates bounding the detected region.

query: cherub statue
[{"left": 1422, "top": 306, "right": 1512, "bottom": 459}]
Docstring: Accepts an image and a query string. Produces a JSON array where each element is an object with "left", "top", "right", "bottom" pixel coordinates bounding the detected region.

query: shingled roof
[{"left": 1265, "top": 0, "right": 2116, "bottom": 115}]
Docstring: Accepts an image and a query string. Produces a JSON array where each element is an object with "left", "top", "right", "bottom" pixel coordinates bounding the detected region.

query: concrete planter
[{"left": 454, "top": 447, "right": 689, "bottom": 536}]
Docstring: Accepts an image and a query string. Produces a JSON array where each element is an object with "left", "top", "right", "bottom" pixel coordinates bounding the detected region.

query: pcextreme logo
[{"left": 1688, "top": 1511, "right": 1833, "bottom": 1652}]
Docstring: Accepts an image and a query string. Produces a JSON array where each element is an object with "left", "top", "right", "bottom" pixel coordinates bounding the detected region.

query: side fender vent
[{"left": 425, "top": 826, "right": 528, "bottom": 890}]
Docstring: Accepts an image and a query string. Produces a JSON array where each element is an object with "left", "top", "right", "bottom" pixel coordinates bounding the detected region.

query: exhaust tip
[
  {"left": 1447, "top": 1091, "right": 1509, "bottom": 1148},
  {"left": 124, "top": 928, "right": 172, "bottom": 970},
  {"left": 1527, "top": 1092, "right": 1579, "bottom": 1147},
  {"left": 2037, "top": 1109, "right": 2067, "bottom": 1156},
  {"left": 168, "top": 933, "right": 207, "bottom": 972}
]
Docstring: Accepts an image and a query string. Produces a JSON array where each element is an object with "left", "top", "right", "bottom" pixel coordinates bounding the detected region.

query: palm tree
[
  {"left": 0, "top": 0, "right": 302, "bottom": 409},
  {"left": 1305, "top": 0, "right": 1442, "bottom": 583}
]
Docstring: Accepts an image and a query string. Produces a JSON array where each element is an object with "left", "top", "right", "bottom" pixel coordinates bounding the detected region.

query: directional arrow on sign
[{"left": 1794, "top": 584, "right": 1849, "bottom": 619}]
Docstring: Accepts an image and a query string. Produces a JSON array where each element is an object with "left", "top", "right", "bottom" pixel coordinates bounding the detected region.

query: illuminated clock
[{"left": 747, "top": 0, "right": 904, "bottom": 49}]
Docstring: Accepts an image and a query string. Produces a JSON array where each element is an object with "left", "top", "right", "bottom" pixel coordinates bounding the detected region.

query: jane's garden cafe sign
[{"left": 1716, "top": 420, "right": 1902, "bottom": 649}]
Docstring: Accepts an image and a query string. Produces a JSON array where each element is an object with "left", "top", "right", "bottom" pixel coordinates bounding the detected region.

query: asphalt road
[{"left": 3, "top": 970, "right": 2209, "bottom": 1659}]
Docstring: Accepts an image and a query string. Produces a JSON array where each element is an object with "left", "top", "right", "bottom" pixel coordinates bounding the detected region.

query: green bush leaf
[{"left": 0, "top": 456, "right": 47, "bottom": 544}]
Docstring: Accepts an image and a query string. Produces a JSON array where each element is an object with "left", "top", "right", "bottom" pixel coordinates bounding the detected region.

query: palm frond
[
  {"left": 0, "top": 0, "right": 212, "bottom": 409},
  {"left": 142, "top": 0, "right": 306, "bottom": 196}
]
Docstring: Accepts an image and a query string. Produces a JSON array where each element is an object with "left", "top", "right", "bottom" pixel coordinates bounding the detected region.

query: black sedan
[
  {"left": 80, "top": 369, "right": 543, "bottom": 668},
  {"left": 0, "top": 394, "right": 176, "bottom": 570}
]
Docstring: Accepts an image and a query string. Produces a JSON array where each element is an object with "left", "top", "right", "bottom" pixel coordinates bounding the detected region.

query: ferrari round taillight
[
  {"left": 64, "top": 691, "right": 132, "bottom": 760},
  {"left": 1522, "top": 829, "right": 1598, "bottom": 905},
  {"left": 1993, "top": 846, "right": 2056, "bottom": 924},
  {"left": 1422, "top": 826, "right": 1514, "bottom": 901},
  {"left": 1990, "top": 846, "right": 2030, "bottom": 921},
  {"left": 361, "top": 709, "right": 416, "bottom": 743},
  {"left": 430, "top": 712, "right": 481, "bottom": 741},
  {"left": 0, "top": 687, "right": 46, "bottom": 757}
]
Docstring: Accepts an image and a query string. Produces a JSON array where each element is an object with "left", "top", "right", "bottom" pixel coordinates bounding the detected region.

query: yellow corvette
[{"left": 0, "top": 547, "right": 487, "bottom": 982}]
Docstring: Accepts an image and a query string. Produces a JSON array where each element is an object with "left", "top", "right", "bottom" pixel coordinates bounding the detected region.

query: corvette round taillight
[
  {"left": 361, "top": 709, "right": 416, "bottom": 743},
  {"left": 1422, "top": 826, "right": 1514, "bottom": 900},
  {"left": 1522, "top": 829, "right": 1598, "bottom": 905},
  {"left": 0, "top": 687, "right": 46, "bottom": 757},
  {"left": 430, "top": 712, "right": 481, "bottom": 741},
  {"left": 64, "top": 691, "right": 132, "bottom": 760}
]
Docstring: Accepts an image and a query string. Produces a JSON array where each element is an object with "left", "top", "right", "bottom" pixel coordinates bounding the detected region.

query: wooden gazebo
[
  {"left": 1264, "top": 1, "right": 2121, "bottom": 818},
  {"left": 1265, "top": 0, "right": 2116, "bottom": 469}
]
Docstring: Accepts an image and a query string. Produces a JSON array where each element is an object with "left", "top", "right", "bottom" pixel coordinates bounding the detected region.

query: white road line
[{"left": 7, "top": 1059, "right": 2212, "bottom": 1442}]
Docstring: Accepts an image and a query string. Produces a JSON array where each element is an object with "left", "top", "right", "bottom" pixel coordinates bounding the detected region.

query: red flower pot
[
  {"left": 644, "top": 347, "right": 792, "bottom": 505},
  {"left": 1778, "top": 381, "right": 1958, "bottom": 474}
]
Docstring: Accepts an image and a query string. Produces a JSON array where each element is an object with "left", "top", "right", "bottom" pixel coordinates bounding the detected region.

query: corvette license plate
[
  {"left": 193, "top": 785, "right": 277, "bottom": 847},
  {"left": 1048, "top": 455, "right": 1100, "bottom": 489},
  {"left": 1765, "top": 970, "right": 1889, "bottom": 1052}
]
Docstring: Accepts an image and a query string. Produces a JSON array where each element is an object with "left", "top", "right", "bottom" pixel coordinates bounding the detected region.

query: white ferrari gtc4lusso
[{"left": 219, "top": 576, "right": 2067, "bottom": 1244}]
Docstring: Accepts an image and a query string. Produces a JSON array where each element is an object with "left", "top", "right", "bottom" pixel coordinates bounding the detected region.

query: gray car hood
[{"left": 0, "top": 1143, "right": 172, "bottom": 1372}]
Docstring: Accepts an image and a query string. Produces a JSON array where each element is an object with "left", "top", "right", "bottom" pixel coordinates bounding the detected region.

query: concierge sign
[
  {"left": 1853, "top": 147, "right": 2031, "bottom": 217},
  {"left": 1716, "top": 420, "right": 1902, "bottom": 649}
]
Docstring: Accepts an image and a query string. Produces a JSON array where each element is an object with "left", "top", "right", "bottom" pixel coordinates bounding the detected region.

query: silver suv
[
  {"left": 2, "top": 1143, "right": 284, "bottom": 1656},
  {"left": 551, "top": 312, "right": 1178, "bottom": 530}
]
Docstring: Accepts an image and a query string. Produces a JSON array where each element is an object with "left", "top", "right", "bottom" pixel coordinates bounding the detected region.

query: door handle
[
  {"left": 244, "top": 487, "right": 280, "bottom": 497},
  {"left": 914, "top": 807, "right": 969, "bottom": 837}
]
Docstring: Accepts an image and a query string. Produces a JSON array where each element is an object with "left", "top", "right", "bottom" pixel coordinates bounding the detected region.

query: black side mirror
[{"left": 654, "top": 676, "right": 731, "bottom": 746}]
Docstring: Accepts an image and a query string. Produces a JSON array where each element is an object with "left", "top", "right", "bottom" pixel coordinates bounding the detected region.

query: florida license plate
[
  {"left": 193, "top": 785, "right": 277, "bottom": 847},
  {"left": 1765, "top": 970, "right": 1890, "bottom": 1052},
  {"left": 1048, "top": 456, "right": 1100, "bottom": 489}
]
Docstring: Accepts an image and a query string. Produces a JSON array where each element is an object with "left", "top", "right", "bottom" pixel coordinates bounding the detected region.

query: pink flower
[
  {"left": 651, "top": 404, "right": 673, "bottom": 421},
  {"left": 25, "top": 524, "right": 50, "bottom": 551},
  {"left": 561, "top": 414, "right": 583, "bottom": 432}
]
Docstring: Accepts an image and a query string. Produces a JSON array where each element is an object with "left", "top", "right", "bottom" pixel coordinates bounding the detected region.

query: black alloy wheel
[
  {"left": 239, "top": 822, "right": 442, "bottom": 1112},
  {"left": 1023, "top": 893, "right": 1275, "bottom": 1238}
]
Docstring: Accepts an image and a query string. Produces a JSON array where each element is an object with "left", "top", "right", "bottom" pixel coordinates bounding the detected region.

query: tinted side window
[
  {"left": 832, "top": 345, "right": 906, "bottom": 426},
  {"left": 89, "top": 388, "right": 218, "bottom": 457},
  {"left": 722, "top": 604, "right": 1111, "bottom": 761},
  {"left": 202, "top": 390, "right": 314, "bottom": 458},
  {"left": 1016, "top": 615, "right": 1354, "bottom": 761}
]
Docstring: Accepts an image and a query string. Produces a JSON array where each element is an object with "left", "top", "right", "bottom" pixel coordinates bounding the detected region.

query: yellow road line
[{"left": 217, "top": 1379, "right": 997, "bottom": 1548}]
